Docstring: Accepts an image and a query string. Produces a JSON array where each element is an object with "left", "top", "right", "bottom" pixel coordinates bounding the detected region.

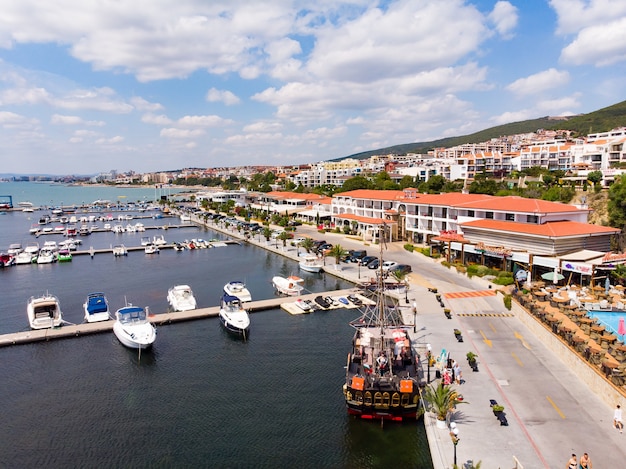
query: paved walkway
[{"left": 190, "top": 214, "right": 626, "bottom": 469}]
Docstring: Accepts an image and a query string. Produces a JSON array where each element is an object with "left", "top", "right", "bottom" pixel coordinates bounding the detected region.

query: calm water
[{"left": 0, "top": 184, "right": 433, "bottom": 468}]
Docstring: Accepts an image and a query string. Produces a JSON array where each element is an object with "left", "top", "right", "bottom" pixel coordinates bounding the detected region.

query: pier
[{"left": 0, "top": 288, "right": 358, "bottom": 347}]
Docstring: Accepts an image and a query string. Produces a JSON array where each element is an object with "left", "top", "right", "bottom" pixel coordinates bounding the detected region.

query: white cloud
[
  {"left": 490, "top": 109, "right": 538, "bottom": 125},
  {"left": 160, "top": 128, "right": 205, "bottom": 139},
  {"left": 550, "top": 0, "right": 626, "bottom": 35},
  {"left": 488, "top": 1, "right": 518, "bottom": 39},
  {"left": 141, "top": 113, "right": 173, "bottom": 125},
  {"left": 177, "top": 115, "right": 232, "bottom": 127},
  {"left": 96, "top": 135, "right": 124, "bottom": 144},
  {"left": 242, "top": 121, "right": 283, "bottom": 133},
  {"left": 506, "top": 68, "right": 570, "bottom": 96},
  {"left": 130, "top": 96, "right": 163, "bottom": 112},
  {"left": 51, "top": 114, "right": 104, "bottom": 126},
  {"left": 560, "top": 17, "right": 626, "bottom": 66},
  {"left": 0, "top": 110, "right": 38, "bottom": 129},
  {"left": 205, "top": 88, "right": 240, "bottom": 106},
  {"left": 536, "top": 94, "right": 581, "bottom": 113}
]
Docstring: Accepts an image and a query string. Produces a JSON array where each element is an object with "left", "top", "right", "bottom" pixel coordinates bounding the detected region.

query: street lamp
[
  {"left": 358, "top": 259, "right": 361, "bottom": 279},
  {"left": 426, "top": 343, "right": 432, "bottom": 384},
  {"left": 412, "top": 301, "right": 417, "bottom": 332},
  {"left": 449, "top": 423, "right": 459, "bottom": 467},
  {"left": 405, "top": 281, "right": 409, "bottom": 304}
]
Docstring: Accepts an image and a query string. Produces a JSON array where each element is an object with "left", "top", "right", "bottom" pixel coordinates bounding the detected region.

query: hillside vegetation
[{"left": 338, "top": 99, "right": 626, "bottom": 161}]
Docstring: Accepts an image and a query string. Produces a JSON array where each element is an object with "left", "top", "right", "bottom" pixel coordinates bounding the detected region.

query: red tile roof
[{"left": 461, "top": 219, "right": 619, "bottom": 237}]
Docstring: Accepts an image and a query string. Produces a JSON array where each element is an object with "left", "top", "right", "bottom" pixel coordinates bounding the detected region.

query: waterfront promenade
[{"left": 191, "top": 213, "right": 626, "bottom": 468}]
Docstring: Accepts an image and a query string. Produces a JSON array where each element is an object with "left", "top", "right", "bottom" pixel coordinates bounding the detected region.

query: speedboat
[
  {"left": 83, "top": 292, "right": 111, "bottom": 323},
  {"left": 36, "top": 249, "right": 56, "bottom": 264},
  {"left": 57, "top": 249, "right": 72, "bottom": 262},
  {"left": 223, "top": 281, "right": 252, "bottom": 302},
  {"left": 295, "top": 298, "right": 314, "bottom": 312},
  {"left": 113, "top": 305, "right": 156, "bottom": 349},
  {"left": 343, "top": 228, "right": 420, "bottom": 422},
  {"left": 27, "top": 293, "right": 64, "bottom": 329},
  {"left": 152, "top": 235, "right": 167, "bottom": 246},
  {"left": 144, "top": 243, "right": 159, "bottom": 254},
  {"left": 24, "top": 242, "right": 40, "bottom": 255},
  {"left": 7, "top": 243, "right": 22, "bottom": 255},
  {"left": 167, "top": 285, "right": 197, "bottom": 312},
  {"left": 272, "top": 275, "right": 304, "bottom": 296},
  {"left": 0, "top": 253, "right": 15, "bottom": 267},
  {"left": 112, "top": 244, "right": 128, "bottom": 256},
  {"left": 298, "top": 255, "right": 324, "bottom": 273},
  {"left": 314, "top": 295, "right": 332, "bottom": 309},
  {"left": 219, "top": 294, "right": 250, "bottom": 337},
  {"left": 15, "top": 251, "right": 34, "bottom": 264}
]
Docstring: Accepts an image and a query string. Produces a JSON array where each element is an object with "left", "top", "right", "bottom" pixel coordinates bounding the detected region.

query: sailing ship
[{"left": 343, "top": 225, "right": 421, "bottom": 421}]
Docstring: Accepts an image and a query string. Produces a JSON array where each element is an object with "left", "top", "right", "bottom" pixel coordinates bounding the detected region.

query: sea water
[{"left": 0, "top": 183, "right": 433, "bottom": 468}]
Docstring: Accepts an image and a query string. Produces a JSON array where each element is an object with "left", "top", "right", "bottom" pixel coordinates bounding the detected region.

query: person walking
[
  {"left": 614, "top": 404, "right": 624, "bottom": 433},
  {"left": 566, "top": 453, "right": 577, "bottom": 469},
  {"left": 579, "top": 452, "right": 592, "bottom": 469}
]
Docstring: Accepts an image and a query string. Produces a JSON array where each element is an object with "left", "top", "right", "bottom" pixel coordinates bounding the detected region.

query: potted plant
[
  {"left": 492, "top": 404, "right": 504, "bottom": 415},
  {"left": 454, "top": 329, "right": 463, "bottom": 342},
  {"left": 423, "top": 384, "right": 468, "bottom": 429},
  {"left": 466, "top": 351, "right": 479, "bottom": 372},
  {"left": 444, "top": 308, "right": 452, "bottom": 319}
]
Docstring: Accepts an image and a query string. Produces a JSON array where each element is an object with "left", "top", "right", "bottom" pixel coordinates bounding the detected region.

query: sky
[{"left": 1, "top": 0, "right": 626, "bottom": 175}]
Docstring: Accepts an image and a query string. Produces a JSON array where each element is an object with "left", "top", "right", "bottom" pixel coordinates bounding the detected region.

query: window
[
  {"left": 527, "top": 215, "right": 538, "bottom": 223},
  {"left": 505, "top": 213, "right": 515, "bottom": 221},
  {"left": 468, "top": 210, "right": 475, "bottom": 217},
  {"left": 485, "top": 212, "right": 494, "bottom": 219}
]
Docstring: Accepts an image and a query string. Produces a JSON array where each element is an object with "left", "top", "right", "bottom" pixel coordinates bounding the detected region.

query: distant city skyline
[{"left": 0, "top": 0, "right": 625, "bottom": 175}]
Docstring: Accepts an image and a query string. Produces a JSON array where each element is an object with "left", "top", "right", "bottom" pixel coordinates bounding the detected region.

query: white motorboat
[
  {"left": 36, "top": 249, "right": 56, "bottom": 264},
  {"left": 83, "top": 292, "right": 111, "bottom": 323},
  {"left": 272, "top": 275, "right": 304, "bottom": 296},
  {"left": 27, "top": 293, "right": 64, "bottom": 329},
  {"left": 295, "top": 298, "right": 314, "bottom": 312},
  {"left": 112, "top": 244, "right": 128, "bottom": 256},
  {"left": 7, "top": 243, "right": 22, "bottom": 255},
  {"left": 24, "top": 241, "right": 40, "bottom": 255},
  {"left": 113, "top": 305, "right": 156, "bottom": 349},
  {"left": 144, "top": 243, "right": 159, "bottom": 254},
  {"left": 223, "top": 281, "right": 252, "bottom": 302},
  {"left": 180, "top": 213, "right": 191, "bottom": 222},
  {"left": 167, "top": 285, "right": 197, "bottom": 312},
  {"left": 15, "top": 251, "right": 34, "bottom": 264},
  {"left": 153, "top": 235, "right": 167, "bottom": 246},
  {"left": 298, "top": 255, "right": 324, "bottom": 273},
  {"left": 42, "top": 240, "right": 58, "bottom": 251},
  {"left": 219, "top": 294, "right": 250, "bottom": 337},
  {"left": 140, "top": 236, "right": 151, "bottom": 246}
]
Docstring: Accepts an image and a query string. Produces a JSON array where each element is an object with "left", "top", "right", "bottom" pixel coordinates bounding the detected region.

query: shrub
[
  {"left": 420, "top": 247, "right": 432, "bottom": 257},
  {"left": 503, "top": 294, "right": 512, "bottom": 310},
  {"left": 441, "top": 261, "right": 451, "bottom": 268},
  {"left": 404, "top": 243, "right": 415, "bottom": 252},
  {"left": 492, "top": 404, "right": 504, "bottom": 412},
  {"left": 493, "top": 276, "right": 515, "bottom": 286}
]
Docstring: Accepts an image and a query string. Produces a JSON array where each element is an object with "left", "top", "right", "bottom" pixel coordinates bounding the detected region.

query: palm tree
[
  {"left": 422, "top": 383, "right": 467, "bottom": 422},
  {"left": 262, "top": 227, "right": 272, "bottom": 243},
  {"left": 329, "top": 244, "right": 347, "bottom": 266},
  {"left": 390, "top": 269, "right": 410, "bottom": 303},
  {"left": 300, "top": 238, "right": 315, "bottom": 253},
  {"left": 277, "top": 231, "right": 291, "bottom": 249}
]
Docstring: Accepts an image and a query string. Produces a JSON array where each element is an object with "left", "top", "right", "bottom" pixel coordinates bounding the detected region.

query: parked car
[
  {"left": 381, "top": 260, "right": 399, "bottom": 272},
  {"left": 367, "top": 259, "right": 381, "bottom": 270},
  {"left": 348, "top": 250, "right": 367, "bottom": 262},
  {"left": 316, "top": 243, "right": 333, "bottom": 254},
  {"left": 360, "top": 256, "right": 377, "bottom": 266},
  {"left": 388, "top": 264, "right": 412, "bottom": 275}
]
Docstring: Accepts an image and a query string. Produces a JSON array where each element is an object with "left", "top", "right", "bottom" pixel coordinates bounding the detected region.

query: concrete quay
[{"left": 185, "top": 213, "right": 626, "bottom": 469}]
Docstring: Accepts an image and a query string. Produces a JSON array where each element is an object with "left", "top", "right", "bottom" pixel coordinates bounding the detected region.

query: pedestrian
[
  {"left": 614, "top": 404, "right": 624, "bottom": 433},
  {"left": 453, "top": 362, "right": 462, "bottom": 384},
  {"left": 566, "top": 453, "right": 577, "bottom": 469},
  {"left": 579, "top": 452, "right": 592, "bottom": 469}
]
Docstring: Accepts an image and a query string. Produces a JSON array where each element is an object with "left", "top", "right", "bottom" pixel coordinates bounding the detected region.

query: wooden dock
[{"left": 0, "top": 288, "right": 359, "bottom": 347}]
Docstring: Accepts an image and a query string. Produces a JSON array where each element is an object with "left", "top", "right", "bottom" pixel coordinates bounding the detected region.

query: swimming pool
[{"left": 587, "top": 311, "right": 626, "bottom": 341}]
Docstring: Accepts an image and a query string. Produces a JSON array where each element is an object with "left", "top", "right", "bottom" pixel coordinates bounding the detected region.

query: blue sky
[{"left": 1, "top": 0, "right": 625, "bottom": 175}]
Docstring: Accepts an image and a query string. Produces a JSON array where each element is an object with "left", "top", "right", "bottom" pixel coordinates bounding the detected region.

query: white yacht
[
  {"left": 298, "top": 255, "right": 324, "bottom": 273},
  {"left": 272, "top": 275, "right": 304, "bottom": 296},
  {"left": 223, "top": 281, "right": 252, "bottom": 302},
  {"left": 36, "top": 249, "right": 56, "bottom": 264},
  {"left": 113, "top": 305, "right": 156, "bottom": 349},
  {"left": 27, "top": 294, "right": 64, "bottom": 329},
  {"left": 83, "top": 292, "right": 111, "bottom": 323},
  {"left": 167, "top": 285, "right": 197, "bottom": 312},
  {"left": 219, "top": 294, "right": 250, "bottom": 337}
]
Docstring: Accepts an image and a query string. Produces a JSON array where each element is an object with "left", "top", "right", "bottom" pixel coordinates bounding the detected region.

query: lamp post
[
  {"left": 449, "top": 423, "right": 459, "bottom": 467},
  {"left": 405, "top": 281, "right": 409, "bottom": 304},
  {"left": 358, "top": 259, "right": 361, "bottom": 279},
  {"left": 426, "top": 343, "right": 432, "bottom": 384},
  {"left": 412, "top": 301, "right": 417, "bottom": 333}
]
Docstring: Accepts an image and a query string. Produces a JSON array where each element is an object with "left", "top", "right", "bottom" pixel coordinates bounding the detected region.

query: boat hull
[
  {"left": 113, "top": 322, "right": 156, "bottom": 349},
  {"left": 27, "top": 295, "right": 63, "bottom": 329},
  {"left": 219, "top": 313, "right": 250, "bottom": 336}
]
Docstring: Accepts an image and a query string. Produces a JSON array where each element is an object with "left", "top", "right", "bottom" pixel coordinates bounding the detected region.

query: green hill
[{"left": 338, "top": 99, "right": 626, "bottom": 161}]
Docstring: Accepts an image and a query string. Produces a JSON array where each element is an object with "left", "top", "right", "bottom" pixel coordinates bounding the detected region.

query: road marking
[
  {"left": 546, "top": 396, "right": 566, "bottom": 419},
  {"left": 489, "top": 322, "right": 497, "bottom": 333},
  {"left": 511, "top": 351, "right": 524, "bottom": 367},
  {"left": 514, "top": 331, "right": 531, "bottom": 350},
  {"left": 480, "top": 330, "right": 493, "bottom": 347},
  {"left": 456, "top": 313, "right": 514, "bottom": 317},
  {"left": 444, "top": 290, "right": 497, "bottom": 299}
]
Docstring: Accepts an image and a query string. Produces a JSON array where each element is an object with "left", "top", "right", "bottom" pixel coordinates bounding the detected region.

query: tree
[
  {"left": 608, "top": 174, "right": 626, "bottom": 229},
  {"left": 262, "top": 227, "right": 272, "bottom": 242},
  {"left": 587, "top": 170, "right": 603, "bottom": 185},
  {"left": 329, "top": 244, "right": 347, "bottom": 265},
  {"left": 422, "top": 384, "right": 467, "bottom": 422},
  {"left": 277, "top": 231, "right": 291, "bottom": 248},
  {"left": 300, "top": 238, "right": 315, "bottom": 253},
  {"left": 398, "top": 175, "right": 415, "bottom": 189},
  {"left": 338, "top": 175, "right": 373, "bottom": 192}
]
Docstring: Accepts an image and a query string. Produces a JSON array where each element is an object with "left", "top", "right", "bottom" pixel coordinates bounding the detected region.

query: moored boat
[
  {"left": 83, "top": 292, "right": 111, "bottom": 323},
  {"left": 167, "top": 285, "right": 197, "bottom": 312},
  {"left": 36, "top": 249, "right": 56, "bottom": 264},
  {"left": 223, "top": 280, "right": 252, "bottom": 302},
  {"left": 219, "top": 294, "right": 250, "bottom": 337},
  {"left": 144, "top": 243, "right": 159, "bottom": 254},
  {"left": 272, "top": 275, "right": 304, "bottom": 296},
  {"left": 113, "top": 305, "right": 156, "bottom": 349},
  {"left": 57, "top": 249, "right": 72, "bottom": 262},
  {"left": 27, "top": 293, "right": 64, "bottom": 329},
  {"left": 343, "top": 226, "right": 421, "bottom": 422},
  {"left": 112, "top": 244, "right": 128, "bottom": 256},
  {"left": 15, "top": 251, "right": 34, "bottom": 264},
  {"left": 299, "top": 255, "right": 324, "bottom": 273}
]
